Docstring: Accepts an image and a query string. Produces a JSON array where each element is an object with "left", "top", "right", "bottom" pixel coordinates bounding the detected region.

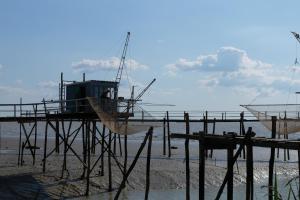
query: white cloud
[
  {"left": 72, "top": 57, "right": 148, "bottom": 73},
  {"left": 0, "top": 64, "right": 3, "bottom": 69},
  {"left": 166, "top": 46, "right": 271, "bottom": 75},
  {"left": 166, "top": 47, "right": 300, "bottom": 98}
]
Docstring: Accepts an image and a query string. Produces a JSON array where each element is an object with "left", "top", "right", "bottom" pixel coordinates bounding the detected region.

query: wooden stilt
[
  {"left": 43, "top": 120, "right": 49, "bottom": 173},
  {"left": 268, "top": 116, "right": 277, "bottom": 200},
  {"left": 86, "top": 121, "right": 91, "bottom": 196},
  {"left": 298, "top": 149, "right": 300, "bottom": 198},
  {"left": 227, "top": 144, "right": 234, "bottom": 200},
  {"left": 246, "top": 137, "right": 253, "bottom": 200},
  {"left": 17, "top": 122, "right": 22, "bottom": 166},
  {"left": 113, "top": 133, "right": 117, "bottom": 155},
  {"left": 209, "top": 118, "right": 216, "bottom": 158},
  {"left": 33, "top": 105, "right": 37, "bottom": 165},
  {"left": 108, "top": 130, "right": 112, "bottom": 191},
  {"left": 101, "top": 125, "right": 106, "bottom": 176},
  {"left": 185, "top": 113, "right": 190, "bottom": 200},
  {"left": 114, "top": 127, "right": 153, "bottom": 200},
  {"left": 82, "top": 120, "right": 87, "bottom": 178},
  {"left": 163, "top": 117, "right": 166, "bottom": 156},
  {"left": 123, "top": 134, "right": 127, "bottom": 188},
  {"left": 55, "top": 119, "right": 60, "bottom": 153},
  {"left": 91, "top": 120, "right": 96, "bottom": 154},
  {"left": 167, "top": 111, "right": 171, "bottom": 157},
  {"left": 145, "top": 127, "right": 153, "bottom": 200},
  {"left": 199, "top": 132, "right": 205, "bottom": 200},
  {"left": 118, "top": 134, "right": 122, "bottom": 156},
  {"left": 215, "top": 128, "right": 253, "bottom": 200}
]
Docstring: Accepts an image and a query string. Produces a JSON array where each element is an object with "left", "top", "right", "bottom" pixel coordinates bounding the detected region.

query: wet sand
[{"left": 0, "top": 137, "right": 298, "bottom": 199}]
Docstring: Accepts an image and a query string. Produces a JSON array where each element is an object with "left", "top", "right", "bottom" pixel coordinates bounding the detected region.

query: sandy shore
[{"left": 0, "top": 136, "right": 298, "bottom": 199}]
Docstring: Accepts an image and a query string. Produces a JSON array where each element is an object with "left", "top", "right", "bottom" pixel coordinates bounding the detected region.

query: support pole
[
  {"left": 145, "top": 127, "right": 153, "bottom": 200},
  {"left": 43, "top": 120, "right": 49, "bottom": 173},
  {"left": 91, "top": 120, "right": 96, "bottom": 154},
  {"left": 33, "top": 105, "right": 37, "bottom": 165},
  {"left": 123, "top": 134, "right": 127, "bottom": 188},
  {"left": 18, "top": 122, "right": 22, "bottom": 166},
  {"left": 167, "top": 111, "right": 171, "bottom": 157},
  {"left": 114, "top": 127, "right": 153, "bottom": 200},
  {"left": 298, "top": 149, "right": 300, "bottom": 198},
  {"left": 185, "top": 113, "right": 190, "bottom": 200},
  {"left": 86, "top": 121, "right": 91, "bottom": 196},
  {"left": 113, "top": 133, "right": 117, "bottom": 155},
  {"left": 55, "top": 119, "right": 60, "bottom": 153},
  {"left": 108, "top": 130, "right": 112, "bottom": 191},
  {"left": 101, "top": 125, "right": 105, "bottom": 176},
  {"left": 163, "top": 117, "right": 166, "bottom": 155},
  {"left": 268, "top": 116, "right": 277, "bottom": 200},
  {"left": 227, "top": 143, "right": 234, "bottom": 200},
  {"left": 199, "top": 132, "right": 205, "bottom": 199},
  {"left": 118, "top": 134, "right": 122, "bottom": 156},
  {"left": 246, "top": 133, "right": 254, "bottom": 200}
]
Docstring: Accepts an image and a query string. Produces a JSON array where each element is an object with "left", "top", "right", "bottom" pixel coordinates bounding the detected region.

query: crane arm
[
  {"left": 135, "top": 78, "right": 156, "bottom": 101},
  {"left": 292, "top": 31, "right": 300, "bottom": 44},
  {"left": 115, "top": 32, "right": 130, "bottom": 84}
]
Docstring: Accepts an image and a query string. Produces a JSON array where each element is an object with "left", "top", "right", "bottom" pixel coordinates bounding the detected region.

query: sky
[{"left": 1, "top": 0, "right": 300, "bottom": 111}]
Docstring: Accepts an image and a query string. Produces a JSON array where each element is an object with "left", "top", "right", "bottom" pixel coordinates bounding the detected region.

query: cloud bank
[
  {"left": 166, "top": 47, "right": 299, "bottom": 98},
  {"left": 72, "top": 57, "right": 148, "bottom": 73}
]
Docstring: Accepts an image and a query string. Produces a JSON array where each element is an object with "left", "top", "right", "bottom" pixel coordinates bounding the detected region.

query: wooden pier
[{"left": 0, "top": 100, "right": 298, "bottom": 199}]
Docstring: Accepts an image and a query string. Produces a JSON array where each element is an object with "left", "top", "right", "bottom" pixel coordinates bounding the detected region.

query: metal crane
[
  {"left": 292, "top": 31, "right": 300, "bottom": 43},
  {"left": 292, "top": 31, "right": 300, "bottom": 65},
  {"left": 123, "top": 78, "right": 156, "bottom": 113},
  {"left": 115, "top": 32, "right": 130, "bottom": 85},
  {"left": 135, "top": 78, "right": 156, "bottom": 101}
]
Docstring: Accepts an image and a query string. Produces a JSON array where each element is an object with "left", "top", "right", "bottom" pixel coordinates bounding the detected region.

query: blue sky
[{"left": 1, "top": 0, "right": 300, "bottom": 111}]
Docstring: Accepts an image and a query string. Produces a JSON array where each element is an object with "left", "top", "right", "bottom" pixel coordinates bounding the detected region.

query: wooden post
[
  {"left": 246, "top": 136, "right": 253, "bottom": 200},
  {"left": 209, "top": 118, "right": 216, "bottom": 158},
  {"left": 298, "top": 149, "right": 300, "bottom": 198},
  {"left": 268, "top": 116, "right": 276, "bottom": 200},
  {"left": 82, "top": 120, "right": 87, "bottom": 178},
  {"left": 199, "top": 132, "right": 205, "bottom": 199},
  {"left": 167, "top": 111, "right": 171, "bottom": 157},
  {"left": 18, "top": 122, "right": 22, "bottom": 166},
  {"left": 163, "top": 117, "right": 166, "bottom": 156},
  {"left": 113, "top": 133, "right": 117, "bottom": 155},
  {"left": 123, "top": 134, "right": 128, "bottom": 188},
  {"left": 86, "top": 121, "right": 91, "bottom": 196},
  {"left": 101, "top": 125, "right": 105, "bottom": 176},
  {"left": 145, "top": 127, "right": 153, "bottom": 200},
  {"left": 185, "top": 113, "right": 190, "bottom": 200},
  {"left": 91, "top": 120, "right": 96, "bottom": 154},
  {"left": 43, "top": 120, "right": 49, "bottom": 173},
  {"left": 33, "top": 105, "right": 37, "bottom": 165},
  {"left": 55, "top": 119, "right": 60, "bottom": 153},
  {"left": 114, "top": 127, "right": 153, "bottom": 199},
  {"left": 108, "top": 130, "right": 112, "bottom": 191},
  {"left": 227, "top": 143, "right": 234, "bottom": 200},
  {"left": 215, "top": 128, "right": 253, "bottom": 200}
]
